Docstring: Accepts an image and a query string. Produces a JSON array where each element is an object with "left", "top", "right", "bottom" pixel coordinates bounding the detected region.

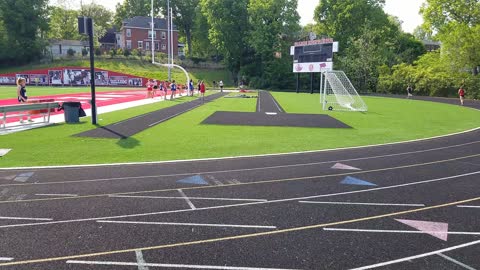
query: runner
[
  {"left": 219, "top": 80, "right": 224, "bottom": 92},
  {"left": 200, "top": 80, "right": 206, "bottom": 101},
  {"left": 458, "top": 87, "right": 465, "bottom": 106},
  {"left": 170, "top": 80, "right": 177, "bottom": 100},
  {"left": 146, "top": 79, "right": 154, "bottom": 99},
  {"left": 16, "top": 77, "right": 32, "bottom": 123},
  {"left": 406, "top": 84, "right": 413, "bottom": 99},
  {"left": 189, "top": 79, "right": 194, "bottom": 96}
]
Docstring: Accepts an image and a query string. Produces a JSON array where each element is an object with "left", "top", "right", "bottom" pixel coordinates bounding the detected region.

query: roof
[
  {"left": 49, "top": 40, "right": 88, "bottom": 46},
  {"left": 422, "top": 40, "right": 441, "bottom": 46},
  {"left": 122, "top": 16, "right": 177, "bottom": 30},
  {"left": 99, "top": 28, "right": 117, "bottom": 44}
]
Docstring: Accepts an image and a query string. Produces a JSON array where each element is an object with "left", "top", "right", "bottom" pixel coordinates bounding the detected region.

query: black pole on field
[
  {"left": 310, "top": 73, "right": 314, "bottom": 94},
  {"left": 87, "top": 18, "right": 97, "bottom": 125},
  {"left": 296, "top": 73, "right": 299, "bottom": 93}
]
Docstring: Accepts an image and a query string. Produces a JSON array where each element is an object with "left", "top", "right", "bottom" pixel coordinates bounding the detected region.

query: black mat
[
  {"left": 257, "top": 90, "right": 285, "bottom": 113},
  {"left": 202, "top": 111, "right": 351, "bottom": 128},
  {"left": 76, "top": 92, "right": 227, "bottom": 139}
]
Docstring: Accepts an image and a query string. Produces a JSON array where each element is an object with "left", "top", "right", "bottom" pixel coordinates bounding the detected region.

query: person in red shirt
[
  {"left": 458, "top": 87, "right": 465, "bottom": 106},
  {"left": 146, "top": 79, "right": 154, "bottom": 99},
  {"left": 200, "top": 80, "right": 206, "bottom": 101}
]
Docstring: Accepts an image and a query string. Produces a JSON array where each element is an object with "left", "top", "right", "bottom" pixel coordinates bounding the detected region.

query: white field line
[
  {"left": 1, "top": 140, "right": 479, "bottom": 186},
  {"left": 97, "top": 220, "right": 277, "bottom": 229},
  {"left": 349, "top": 239, "right": 480, "bottom": 270},
  {"left": 2, "top": 126, "right": 478, "bottom": 170},
  {"left": 135, "top": 250, "right": 149, "bottom": 270},
  {"left": 35, "top": 194, "right": 78, "bottom": 197},
  {"left": 299, "top": 201, "right": 425, "bottom": 207},
  {"left": 66, "top": 260, "right": 299, "bottom": 270},
  {"left": 0, "top": 171, "right": 478, "bottom": 229},
  {"left": 457, "top": 205, "right": 480, "bottom": 209},
  {"left": 323, "top": 228, "right": 480, "bottom": 236},
  {"left": 437, "top": 253, "right": 477, "bottom": 270},
  {"left": 0, "top": 258, "right": 13, "bottom": 261},
  {"left": 109, "top": 195, "right": 267, "bottom": 202},
  {"left": 177, "top": 189, "right": 196, "bottom": 210},
  {"left": 0, "top": 216, "right": 52, "bottom": 221}
]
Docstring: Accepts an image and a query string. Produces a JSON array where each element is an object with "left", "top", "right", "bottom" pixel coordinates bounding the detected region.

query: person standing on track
[
  {"left": 219, "top": 80, "right": 224, "bottom": 92},
  {"left": 16, "top": 77, "right": 32, "bottom": 123},
  {"left": 189, "top": 79, "right": 194, "bottom": 97},
  {"left": 146, "top": 79, "right": 154, "bottom": 99},
  {"left": 458, "top": 87, "right": 465, "bottom": 106},
  {"left": 406, "top": 84, "right": 413, "bottom": 99},
  {"left": 200, "top": 80, "right": 206, "bottom": 101},
  {"left": 170, "top": 80, "right": 177, "bottom": 100}
]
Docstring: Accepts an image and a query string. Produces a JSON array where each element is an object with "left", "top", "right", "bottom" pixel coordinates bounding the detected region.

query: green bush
[
  {"left": 81, "top": 48, "right": 88, "bottom": 57},
  {"left": 67, "top": 48, "right": 76, "bottom": 57},
  {"left": 95, "top": 48, "right": 102, "bottom": 56}
]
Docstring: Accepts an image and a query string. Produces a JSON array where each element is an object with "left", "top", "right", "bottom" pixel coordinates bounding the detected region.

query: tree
[
  {"left": 114, "top": 0, "right": 159, "bottom": 28},
  {"left": 47, "top": 7, "right": 81, "bottom": 40},
  {"left": 79, "top": 3, "right": 113, "bottom": 46},
  {"left": 191, "top": 8, "right": 215, "bottom": 58},
  {"left": 420, "top": 0, "right": 480, "bottom": 33},
  {"left": 0, "top": 0, "right": 50, "bottom": 65}
]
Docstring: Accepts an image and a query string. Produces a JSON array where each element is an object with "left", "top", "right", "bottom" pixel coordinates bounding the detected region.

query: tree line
[{"left": 0, "top": 0, "right": 478, "bottom": 97}]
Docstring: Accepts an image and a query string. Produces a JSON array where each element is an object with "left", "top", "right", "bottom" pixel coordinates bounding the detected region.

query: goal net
[{"left": 321, "top": 71, "right": 368, "bottom": 112}]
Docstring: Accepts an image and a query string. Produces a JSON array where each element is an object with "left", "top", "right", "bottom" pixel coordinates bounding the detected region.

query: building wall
[
  {"left": 122, "top": 27, "right": 179, "bottom": 55},
  {"left": 49, "top": 44, "right": 86, "bottom": 56}
]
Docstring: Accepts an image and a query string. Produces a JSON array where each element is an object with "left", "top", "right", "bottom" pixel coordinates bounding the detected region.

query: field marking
[
  {"left": 437, "top": 253, "right": 477, "bottom": 270},
  {"left": 135, "top": 250, "right": 149, "bottom": 270},
  {"left": 323, "top": 228, "right": 480, "bottom": 236},
  {"left": 0, "top": 216, "right": 52, "bottom": 221},
  {"left": 2, "top": 195, "right": 480, "bottom": 267},
  {"left": 1, "top": 125, "right": 478, "bottom": 170},
  {"left": 178, "top": 189, "right": 196, "bottom": 210},
  {"left": 457, "top": 205, "right": 480, "bottom": 209},
  {"left": 109, "top": 195, "right": 267, "bottom": 202},
  {"left": 0, "top": 152, "right": 478, "bottom": 207},
  {"left": 0, "top": 258, "right": 13, "bottom": 261},
  {"left": 66, "top": 260, "right": 300, "bottom": 270},
  {"left": 1, "top": 140, "right": 478, "bottom": 188},
  {"left": 35, "top": 194, "right": 78, "bottom": 197},
  {"left": 0, "top": 170, "right": 478, "bottom": 230},
  {"left": 299, "top": 201, "right": 425, "bottom": 207},
  {"left": 97, "top": 220, "right": 277, "bottom": 229},
  {"left": 350, "top": 239, "right": 480, "bottom": 270}
]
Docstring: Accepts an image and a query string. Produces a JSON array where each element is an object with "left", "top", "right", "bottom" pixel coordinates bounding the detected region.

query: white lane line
[
  {"left": 97, "top": 220, "right": 277, "bottom": 229},
  {"left": 135, "top": 250, "right": 149, "bottom": 270},
  {"left": 0, "top": 171, "right": 478, "bottom": 229},
  {"left": 148, "top": 104, "right": 203, "bottom": 127},
  {"left": 35, "top": 194, "right": 78, "bottom": 197},
  {"left": 437, "top": 253, "right": 477, "bottom": 270},
  {"left": 457, "top": 205, "right": 480, "bottom": 209},
  {"left": 2, "top": 128, "right": 479, "bottom": 170},
  {"left": 109, "top": 195, "right": 267, "bottom": 202},
  {"left": 66, "top": 260, "right": 297, "bottom": 269},
  {"left": 323, "top": 228, "right": 480, "bottom": 236},
  {"left": 0, "top": 258, "right": 13, "bottom": 261},
  {"left": 2, "top": 141, "right": 479, "bottom": 187},
  {"left": 349, "top": 239, "right": 480, "bottom": 270},
  {"left": 0, "top": 216, "right": 52, "bottom": 221},
  {"left": 178, "top": 189, "right": 196, "bottom": 210},
  {"left": 299, "top": 201, "right": 425, "bottom": 207}
]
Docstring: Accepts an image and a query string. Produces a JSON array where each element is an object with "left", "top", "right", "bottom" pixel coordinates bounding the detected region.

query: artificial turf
[{"left": 0, "top": 92, "right": 479, "bottom": 167}]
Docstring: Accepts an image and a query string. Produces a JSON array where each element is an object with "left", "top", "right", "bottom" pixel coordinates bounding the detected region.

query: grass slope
[{"left": 1, "top": 92, "right": 479, "bottom": 167}]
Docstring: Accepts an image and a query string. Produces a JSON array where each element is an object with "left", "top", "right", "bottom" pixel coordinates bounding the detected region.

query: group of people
[
  {"left": 146, "top": 79, "right": 208, "bottom": 101},
  {"left": 406, "top": 83, "right": 467, "bottom": 105}
]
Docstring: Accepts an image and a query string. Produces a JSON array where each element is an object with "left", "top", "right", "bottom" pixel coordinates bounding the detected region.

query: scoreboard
[{"left": 291, "top": 38, "right": 338, "bottom": 73}]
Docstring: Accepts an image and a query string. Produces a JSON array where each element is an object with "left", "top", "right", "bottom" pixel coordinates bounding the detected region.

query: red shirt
[
  {"left": 200, "top": 83, "right": 206, "bottom": 93},
  {"left": 459, "top": 89, "right": 465, "bottom": 96}
]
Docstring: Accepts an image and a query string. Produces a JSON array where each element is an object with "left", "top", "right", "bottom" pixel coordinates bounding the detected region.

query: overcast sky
[{"left": 56, "top": 0, "right": 425, "bottom": 33}]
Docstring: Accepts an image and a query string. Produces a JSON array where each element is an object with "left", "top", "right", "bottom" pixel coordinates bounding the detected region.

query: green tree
[
  {"left": 191, "top": 8, "right": 215, "bottom": 58},
  {"left": 79, "top": 3, "right": 113, "bottom": 46},
  {"left": 420, "top": 0, "right": 480, "bottom": 32},
  {"left": 47, "top": 7, "right": 80, "bottom": 40},
  {"left": 113, "top": 0, "right": 158, "bottom": 28}
]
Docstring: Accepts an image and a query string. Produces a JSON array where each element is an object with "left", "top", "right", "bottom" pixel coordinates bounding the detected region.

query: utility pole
[
  {"left": 167, "top": 0, "right": 171, "bottom": 81},
  {"left": 151, "top": 0, "right": 154, "bottom": 63}
]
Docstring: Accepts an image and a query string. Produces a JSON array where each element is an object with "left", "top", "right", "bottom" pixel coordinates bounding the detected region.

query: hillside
[{"left": 0, "top": 58, "right": 233, "bottom": 87}]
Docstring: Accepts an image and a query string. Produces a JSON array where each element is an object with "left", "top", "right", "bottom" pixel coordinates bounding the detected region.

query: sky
[{"left": 55, "top": 0, "right": 425, "bottom": 33}]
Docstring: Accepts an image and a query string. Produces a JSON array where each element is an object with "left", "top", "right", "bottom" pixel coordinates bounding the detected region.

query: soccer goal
[{"left": 320, "top": 71, "right": 368, "bottom": 112}]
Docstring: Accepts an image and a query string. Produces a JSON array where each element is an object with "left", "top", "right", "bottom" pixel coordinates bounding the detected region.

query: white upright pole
[
  {"left": 167, "top": 0, "right": 171, "bottom": 81},
  {"left": 170, "top": 8, "right": 174, "bottom": 65},
  {"left": 151, "top": 0, "right": 154, "bottom": 63}
]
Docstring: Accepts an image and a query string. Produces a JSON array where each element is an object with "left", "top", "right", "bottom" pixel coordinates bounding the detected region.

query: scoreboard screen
[{"left": 292, "top": 38, "right": 338, "bottom": 73}]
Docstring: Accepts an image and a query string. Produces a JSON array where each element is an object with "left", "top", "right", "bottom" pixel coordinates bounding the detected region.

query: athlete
[
  {"left": 406, "top": 84, "right": 413, "bottom": 98},
  {"left": 170, "top": 80, "right": 177, "bottom": 100},
  {"left": 189, "top": 79, "right": 194, "bottom": 96},
  {"left": 146, "top": 79, "right": 154, "bottom": 98},
  {"left": 458, "top": 87, "right": 465, "bottom": 106},
  {"left": 16, "top": 77, "right": 32, "bottom": 123},
  {"left": 200, "top": 80, "right": 206, "bottom": 101}
]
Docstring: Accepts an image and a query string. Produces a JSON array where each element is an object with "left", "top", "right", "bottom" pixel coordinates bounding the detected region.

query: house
[
  {"left": 99, "top": 28, "right": 117, "bottom": 53},
  {"left": 117, "top": 16, "right": 180, "bottom": 56},
  {"left": 422, "top": 40, "right": 441, "bottom": 52},
  {"left": 48, "top": 40, "right": 88, "bottom": 57}
]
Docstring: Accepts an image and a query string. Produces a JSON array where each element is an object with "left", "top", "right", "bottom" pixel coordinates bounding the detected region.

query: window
[
  {"left": 162, "top": 44, "right": 166, "bottom": 50},
  {"left": 145, "top": 42, "right": 150, "bottom": 50},
  {"left": 161, "top": 32, "right": 166, "bottom": 39},
  {"left": 148, "top": 30, "right": 156, "bottom": 38},
  {"left": 155, "top": 42, "right": 159, "bottom": 50},
  {"left": 126, "top": 40, "right": 132, "bottom": 49},
  {"left": 138, "top": 41, "right": 143, "bottom": 49},
  {"left": 126, "top": 29, "right": 131, "bottom": 37}
]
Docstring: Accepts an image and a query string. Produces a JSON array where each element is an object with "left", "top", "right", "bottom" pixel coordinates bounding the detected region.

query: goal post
[{"left": 320, "top": 70, "right": 368, "bottom": 112}]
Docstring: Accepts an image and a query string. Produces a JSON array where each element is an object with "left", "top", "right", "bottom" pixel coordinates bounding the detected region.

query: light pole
[
  {"left": 151, "top": 0, "right": 154, "bottom": 63},
  {"left": 167, "top": 0, "right": 172, "bottom": 81}
]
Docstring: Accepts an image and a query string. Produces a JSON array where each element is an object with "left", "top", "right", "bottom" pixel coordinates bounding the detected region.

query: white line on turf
[
  {"left": 0, "top": 216, "right": 52, "bottom": 221},
  {"left": 299, "top": 201, "right": 425, "bottom": 207},
  {"left": 97, "top": 220, "right": 277, "bottom": 229},
  {"left": 0, "top": 258, "right": 13, "bottom": 261},
  {"left": 178, "top": 189, "right": 196, "bottom": 210},
  {"left": 2, "top": 126, "right": 478, "bottom": 170},
  {"left": 35, "top": 194, "right": 78, "bottom": 197},
  {"left": 66, "top": 260, "right": 298, "bottom": 269},
  {"left": 437, "top": 253, "right": 477, "bottom": 270},
  {"left": 349, "top": 239, "right": 480, "bottom": 270},
  {"left": 135, "top": 250, "right": 149, "bottom": 270},
  {"left": 109, "top": 195, "right": 267, "bottom": 202},
  {"left": 457, "top": 205, "right": 480, "bottom": 209},
  {"left": 148, "top": 103, "right": 205, "bottom": 127},
  {"left": 323, "top": 228, "right": 480, "bottom": 235},
  {"left": 0, "top": 171, "right": 478, "bottom": 229}
]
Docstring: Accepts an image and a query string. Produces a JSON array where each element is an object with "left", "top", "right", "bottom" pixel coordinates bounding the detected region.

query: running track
[{"left": 0, "top": 96, "right": 479, "bottom": 269}]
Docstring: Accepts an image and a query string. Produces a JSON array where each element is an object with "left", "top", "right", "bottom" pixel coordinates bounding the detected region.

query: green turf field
[{"left": 1, "top": 92, "right": 479, "bottom": 168}]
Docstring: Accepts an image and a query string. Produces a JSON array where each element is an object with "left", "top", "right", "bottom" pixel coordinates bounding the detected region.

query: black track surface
[
  {"left": 76, "top": 92, "right": 227, "bottom": 139},
  {"left": 0, "top": 96, "right": 479, "bottom": 270},
  {"left": 203, "top": 90, "right": 351, "bottom": 128}
]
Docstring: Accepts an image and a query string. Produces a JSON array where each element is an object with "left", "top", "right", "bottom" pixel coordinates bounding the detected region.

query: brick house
[{"left": 117, "top": 16, "right": 179, "bottom": 56}]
